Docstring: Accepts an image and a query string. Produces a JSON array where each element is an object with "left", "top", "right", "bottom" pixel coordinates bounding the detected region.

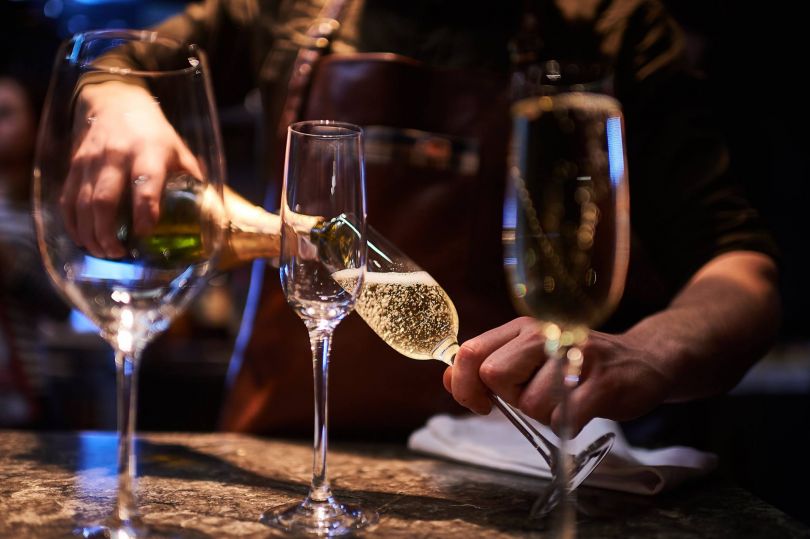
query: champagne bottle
[
  {"left": 115, "top": 174, "right": 213, "bottom": 267},
  {"left": 115, "top": 176, "right": 458, "bottom": 363},
  {"left": 114, "top": 175, "right": 361, "bottom": 271},
  {"left": 114, "top": 175, "right": 304, "bottom": 270}
]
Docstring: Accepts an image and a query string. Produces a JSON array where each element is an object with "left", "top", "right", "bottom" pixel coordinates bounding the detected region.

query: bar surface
[{"left": 0, "top": 431, "right": 807, "bottom": 538}]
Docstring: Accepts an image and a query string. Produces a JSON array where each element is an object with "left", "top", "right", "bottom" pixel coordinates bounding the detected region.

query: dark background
[{"left": 2, "top": 0, "right": 808, "bottom": 526}]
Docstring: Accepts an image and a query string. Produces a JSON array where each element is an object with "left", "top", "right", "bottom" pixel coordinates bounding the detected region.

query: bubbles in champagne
[{"left": 332, "top": 270, "right": 458, "bottom": 360}]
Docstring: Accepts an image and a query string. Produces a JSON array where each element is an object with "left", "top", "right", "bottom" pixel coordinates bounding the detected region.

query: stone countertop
[{"left": 0, "top": 431, "right": 807, "bottom": 538}]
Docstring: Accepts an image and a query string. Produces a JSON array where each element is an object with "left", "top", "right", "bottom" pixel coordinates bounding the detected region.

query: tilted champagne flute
[
  {"left": 260, "top": 120, "right": 378, "bottom": 536},
  {"left": 504, "top": 62, "right": 631, "bottom": 522},
  {"left": 33, "top": 30, "right": 225, "bottom": 537},
  {"left": 320, "top": 216, "right": 615, "bottom": 494}
]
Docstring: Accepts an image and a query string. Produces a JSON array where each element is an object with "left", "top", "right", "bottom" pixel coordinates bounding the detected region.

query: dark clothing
[{"left": 151, "top": 0, "right": 778, "bottom": 436}]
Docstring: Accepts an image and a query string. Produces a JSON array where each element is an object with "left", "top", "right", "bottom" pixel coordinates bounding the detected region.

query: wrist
[{"left": 620, "top": 326, "right": 685, "bottom": 403}]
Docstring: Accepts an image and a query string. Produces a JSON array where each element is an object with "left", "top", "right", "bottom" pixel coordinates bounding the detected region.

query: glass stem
[
  {"left": 438, "top": 339, "right": 554, "bottom": 469},
  {"left": 489, "top": 394, "right": 555, "bottom": 468},
  {"left": 114, "top": 349, "right": 141, "bottom": 527},
  {"left": 308, "top": 325, "right": 334, "bottom": 503},
  {"left": 550, "top": 342, "right": 576, "bottom": 535}
]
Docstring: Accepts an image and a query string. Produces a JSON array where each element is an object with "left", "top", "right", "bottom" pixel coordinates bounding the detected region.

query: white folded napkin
[{"left": 407, "top": 413, "right": 717, "bottom": 495}]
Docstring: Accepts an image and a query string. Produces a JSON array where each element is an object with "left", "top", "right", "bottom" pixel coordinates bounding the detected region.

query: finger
[
  {"left": 442, "top": 366, "right": 452, "bottom": 393},
  {"left": 68, "top": 123, "right": 107, "bottom": 253},
  {"left": 176, "top": 143, "right": 205, "bottom": 180},
  {"left": 479, "top": 327, "right": 548, "bottom": 404},
  {"left": 516, "top": 358, "right": 560, "bottom": 426},
  {"left": 92, "top": 162, "right": 128, "bottom": 258},
  {"left": 563, "top": 379, "right": 599, "bottom": 436},
  {"left": 549, "top": 343, "right": 607, "bottom": 435},
  {"left": 130, "top": 149, "right": 169, "bottom": 237},
  {"left": 76, "top": 180, "right": 105, "bottom": 257},
  {"left": 459, "top": 316, "right": 536, "bottom": 362},
  {"left": 450, "top": 344, "right": 492, "bottom": 415},
  {"left": 550, "top": 375, "right": 606, "bottom": 437},
  {"left": 556, "top": 338, "right": 612, "bottom": 435},
  {"left": 450, "top": 317, "right": 541, "bottom": 415}
]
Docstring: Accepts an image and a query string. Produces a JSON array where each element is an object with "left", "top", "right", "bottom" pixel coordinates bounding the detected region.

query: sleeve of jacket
[
  {"left": 74, "top": 0, "right": 263, "bottom": 108},
  {"left": 151, "top": 0, "right": 263, "bottom": 107}
]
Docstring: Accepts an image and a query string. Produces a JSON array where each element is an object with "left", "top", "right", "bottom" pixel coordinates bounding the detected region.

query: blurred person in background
[{"left": 0, "top": 71, "right": 71, "bottom": 427}]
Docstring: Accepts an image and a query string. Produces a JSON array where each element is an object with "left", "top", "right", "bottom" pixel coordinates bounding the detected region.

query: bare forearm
[{"left": 624, "top": 251, "right": 781, "bottom": 402}]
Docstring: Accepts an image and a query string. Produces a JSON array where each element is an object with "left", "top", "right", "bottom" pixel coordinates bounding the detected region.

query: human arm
[
  {"left": 443, "top": 250, "right": 780, "bottom": 434},
  {"left": 439, "top": 0, "right": 778, "bottom": 433}
]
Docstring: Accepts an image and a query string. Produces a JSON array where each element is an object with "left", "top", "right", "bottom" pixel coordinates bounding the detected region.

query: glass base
[
  {"left": 74, "top": 524, "right": 141, "bottom": 539},
  {"left": 531, "top": 432, "right": 615, "bottom": 519},
  {"left": 260, "top": 496, "right": 379, "bottom": 536},
  {"left": 570, "top": 432, "right": 614, "bottom": 491},
  {"left": 74, "top": 523, "right": 209, "bottom": 538}
]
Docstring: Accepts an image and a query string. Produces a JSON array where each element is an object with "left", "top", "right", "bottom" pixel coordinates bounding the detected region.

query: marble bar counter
[{"left": 0, "top": 431, "right": 808, "bottom": 538}]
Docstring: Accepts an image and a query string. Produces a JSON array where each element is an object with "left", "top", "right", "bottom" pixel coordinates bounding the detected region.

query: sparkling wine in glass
[
  {"left": 504, "top": 61, "right": 631, "bottom": 521},
  {"left": 33, "top": 29, "right": 225, "bottom": 538},
  {"left": 260, "top": 120, "right": 378, "bottom": 535}
]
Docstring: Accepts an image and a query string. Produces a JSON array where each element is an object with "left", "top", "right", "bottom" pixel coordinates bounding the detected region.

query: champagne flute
[
  {"left": 324, "top": 219, "right": 614, "bottom": 493},
  {"left": 33, "top": 29, "right": 225, "bottom": 537},
  {"left": 260, "top": 120, "right": 377, "bottom": 535},
  {"left": 504, "top": 61, "right": 631, "bottom": 521}
]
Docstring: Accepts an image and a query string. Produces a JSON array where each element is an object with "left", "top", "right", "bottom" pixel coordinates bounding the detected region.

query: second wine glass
[
  {"left": 260, "top": 120, "right": 377, "bottom": 535},
  {"left": 504, "top": 61, "right": 631, "bottom": 522}
]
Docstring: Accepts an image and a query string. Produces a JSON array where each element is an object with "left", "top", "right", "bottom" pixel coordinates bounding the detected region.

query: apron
[{"left": 220, "top": 49, "right": 518, "bottom": 438}]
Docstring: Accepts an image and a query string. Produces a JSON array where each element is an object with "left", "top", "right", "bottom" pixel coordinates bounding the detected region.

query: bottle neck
[
  {"left": 216, "top": 193, "right": 282, "bottom": 270},
  {"left": 214, "top": 188, "right": 325, "bottom": 270}
]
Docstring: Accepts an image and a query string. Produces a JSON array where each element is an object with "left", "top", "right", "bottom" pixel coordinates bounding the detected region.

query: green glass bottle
[{"left": 116, "top": 174, "right": 208, "bottom": 267}]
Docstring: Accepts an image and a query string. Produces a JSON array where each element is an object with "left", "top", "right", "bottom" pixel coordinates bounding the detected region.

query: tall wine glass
[
  {"left": 260, "top": 120, "right": 377, "bottom": 535},
  {"left": 504, "top": 61, "right": 630, "bottom": 522},
  {"left": 33, "top": 30, "right": 225, "bottom": 537}
]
